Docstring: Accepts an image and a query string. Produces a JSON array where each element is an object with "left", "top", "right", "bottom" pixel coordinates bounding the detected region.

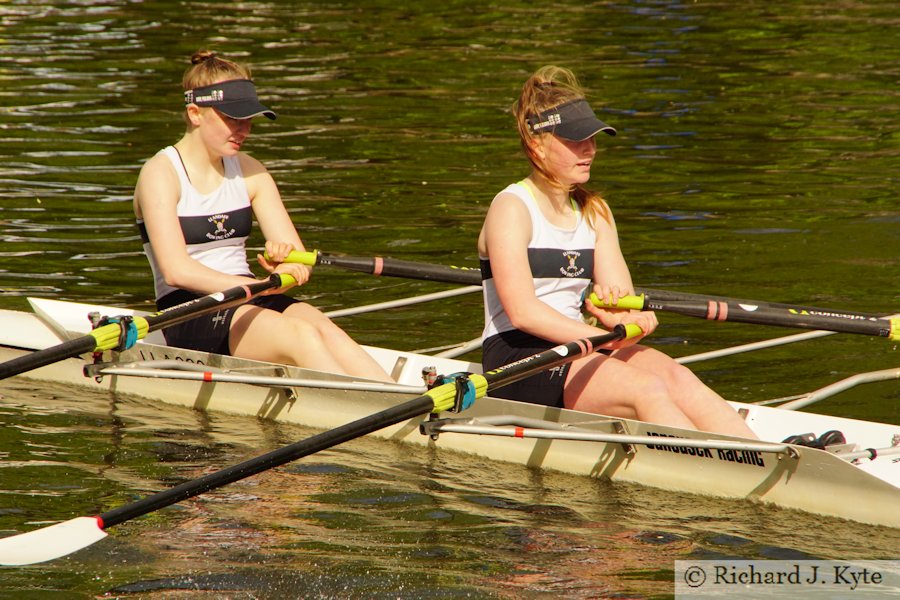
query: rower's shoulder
[
  {"left": 236, "top": 151, "right": 268, "bottom": 177},
  {"left": 137, "top": 150, "right": 176, "bottom": 178},
  {"left": 490, "top": 184, "right": 529, "bottom": 210}
]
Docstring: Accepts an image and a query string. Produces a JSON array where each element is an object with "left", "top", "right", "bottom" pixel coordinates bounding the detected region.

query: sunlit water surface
[{"left": 0, "top": 1, "right": 897, "bottom": 598}]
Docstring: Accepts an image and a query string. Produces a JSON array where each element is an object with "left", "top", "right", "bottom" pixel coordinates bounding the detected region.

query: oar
[
  {"left": 276, "top": 249, "right": 483, "bottom": 285},
  {"left": 590, "top": 293, "right": 899, "bottom": 340},
  {"left": 0, "top": 273, "right": 296, "bottom": 381},
  {"left": 278, "top": 250, "right": 887, "bottom": 322},
  {"left": 0, "top": 323, "right": 640, "bottom": 565},
  {"left": 628, "top": 288, "right": 886, "bottom": 322}
]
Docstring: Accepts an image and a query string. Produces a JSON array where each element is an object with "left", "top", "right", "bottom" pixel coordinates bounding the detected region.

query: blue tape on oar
[
  {"left": 431, "top": 372, "right": 476, "bottom": 412},
  {"left": 104, "top": 316, "right": 139, "bottom": 351}
]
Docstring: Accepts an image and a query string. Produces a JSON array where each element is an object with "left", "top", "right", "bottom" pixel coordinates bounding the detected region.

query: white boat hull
[{"left": 0, "top": 300, "right": 898, "bottom": 529}]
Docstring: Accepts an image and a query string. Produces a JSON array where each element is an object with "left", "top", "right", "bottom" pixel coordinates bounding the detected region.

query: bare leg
[
  {"left": 282, "top": 303, "right": 392, "bottom": 381},
  {"left": 610, "top": 345, "right": 757, "bottom": 439},
  {"left": 564, "top": 345, "right": 757, "bottom": 439},
  {"left": 565, "top": 353, "right": 699, "bottom": 430},
  {"left": 228, "top": 304, "right": 392, "bottom": 381}
]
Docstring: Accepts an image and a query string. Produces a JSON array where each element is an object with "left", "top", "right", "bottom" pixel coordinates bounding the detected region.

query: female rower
[
  {"left": 477, "top": 65, "right": 756, "bottom": 437},
  {"left": 134, "top": 49, "right": 391, "bottom": 381}
]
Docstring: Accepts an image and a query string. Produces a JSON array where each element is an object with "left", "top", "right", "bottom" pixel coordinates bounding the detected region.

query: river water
[{"left": 0, "top": 1, "right": 897, "bottom": 598}]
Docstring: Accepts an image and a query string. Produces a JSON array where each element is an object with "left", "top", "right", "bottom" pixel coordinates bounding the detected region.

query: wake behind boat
[{"left": 0, "top": 296, "right": 898, "bottom": 534}]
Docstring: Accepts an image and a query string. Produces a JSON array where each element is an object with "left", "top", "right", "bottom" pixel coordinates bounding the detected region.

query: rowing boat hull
[{"left": 1, "top": 303, "right": 898, "bottom": 528}]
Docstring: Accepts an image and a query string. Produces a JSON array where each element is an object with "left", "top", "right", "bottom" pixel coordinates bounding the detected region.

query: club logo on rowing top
[
  {"left": 207, "top": 213, "right": 236, "bottom": 240},
  {"left": 560, "top": 250, "right": 585, "bottom": 278}
]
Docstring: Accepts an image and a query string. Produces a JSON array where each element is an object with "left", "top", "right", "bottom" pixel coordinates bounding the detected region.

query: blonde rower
[
  {"left": 478, "top": 66, "right": 756, "bottom": 437},
  {"left": 134, "top": 49, "right": 391, "bottom": 381}
]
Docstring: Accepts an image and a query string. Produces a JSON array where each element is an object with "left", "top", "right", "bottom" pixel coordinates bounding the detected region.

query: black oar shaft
[
  {"left": 141, "top": 276, "right": 285, "bottom": 331},
  {"left": 284, "top": 250, "right": 482, "bottom": 285},
  {"left": 593, "top": 293, "right": 896, "bottom": 339},
  {"left": 101, "top": 325, "right": 633, "bottom": 528},
  {"left": 646, "top": 298, "right": 894, "bottom": 338},
  {"left": 318, "top": 253, "right": 482, "bottom": 285},
  {"left": 0, "top": 336, "right": 96, "bottom": 380},
  {"left": 637, "top": 287, "right": 883, "bottom": 322},
  {"left": 483, "top": 326, "right": 630, "bottom": 389},
  {"left": 101, "top": 395, "right": 435, "bottom": 528}
]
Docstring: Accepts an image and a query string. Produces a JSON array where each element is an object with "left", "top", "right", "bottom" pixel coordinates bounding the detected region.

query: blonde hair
[
  {"left": 182, "top": 49, "right": 251, "bottom": 90},
  {"left": 513, "top": 66, "right": 611, "bottom": 226}
]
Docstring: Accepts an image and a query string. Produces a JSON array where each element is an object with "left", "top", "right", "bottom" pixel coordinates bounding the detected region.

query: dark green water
[{"left": 0, "top": 1, "right": 897, "bottom": 598}]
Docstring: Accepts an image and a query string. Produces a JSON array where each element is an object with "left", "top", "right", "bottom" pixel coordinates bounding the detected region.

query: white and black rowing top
[
  {"left": 137, "top": 146, "right": 253, "bottom": 301},
  {"left": 480, "top": 181, "right": 596, "bottom": 340}
]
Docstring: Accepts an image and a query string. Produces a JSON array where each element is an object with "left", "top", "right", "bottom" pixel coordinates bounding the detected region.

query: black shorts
[
  {"left": 156, "top": 288, "right": 300, "bottom": 356},
  {"left": 482, "top": 330, "right": 572, "bottom": 409}
]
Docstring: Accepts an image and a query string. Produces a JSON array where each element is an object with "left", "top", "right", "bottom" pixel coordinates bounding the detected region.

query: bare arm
[
  {"left": 240, "top": 154, "right": 311, "bottom": 285},
  {"left": 592, "top": 212, "right": 632, "bottom": 292},
  {"left": 583, "top": 211, "right": 657, "bottom": 341}
]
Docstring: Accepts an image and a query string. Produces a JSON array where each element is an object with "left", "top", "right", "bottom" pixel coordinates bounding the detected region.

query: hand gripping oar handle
[
  {"left": 0, "top": 273, "right": 296, "bottom": 380},
  {"left": 0, "top": 323, "right": 639, "bottom": 565},
  {"left": 591, "top": 293, "right": 899, "bottom": 340}
]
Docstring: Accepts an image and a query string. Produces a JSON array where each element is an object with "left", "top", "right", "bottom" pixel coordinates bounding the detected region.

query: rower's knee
[
  {"left": 668, "top": 362, "right": 701, "bottom": 388},
  {"left": 285, "top": 302, "right": 329, "bottom": 324},
  {"left": 281, "top": 316, "right": 324, "bottom": 342},
  {"left": 630, "top": 374, "right": 674, "bottom": 413}
]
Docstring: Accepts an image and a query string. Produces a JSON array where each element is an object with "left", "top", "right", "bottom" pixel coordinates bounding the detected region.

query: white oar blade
[{"left": 0, "top": 516, "right": 106, "bottom": 566}]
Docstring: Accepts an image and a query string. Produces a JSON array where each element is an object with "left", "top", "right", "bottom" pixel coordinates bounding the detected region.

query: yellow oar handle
[
  {"left": 274, "top": 273, "right": 297, "bottom": 287},
  {"left": 585, "top": 296, "right": 645, "bottom": 340},
  {"left": 264, "top": 250, "right": 318, "bottom": 266},
  {"left": 589, "top": 292, "right": 646, "bottom": 311},
  {"left": 622, "top": 322, "right": 644, "bottom": 339}
]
